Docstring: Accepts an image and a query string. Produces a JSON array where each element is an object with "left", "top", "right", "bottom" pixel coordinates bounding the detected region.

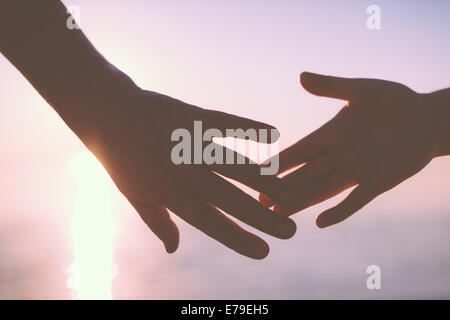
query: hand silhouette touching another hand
[
  {"left": 73, "top": 80, "right": 296, "bottom": 259},
  {"left": 260, "top": 72, "right": 448, "bottom": 228},
  {"left": 4, "top": 1, "right": 448, "bottom": 259},
  {"left": 0, "top": 1, "right": 296, "bottom": 260}
]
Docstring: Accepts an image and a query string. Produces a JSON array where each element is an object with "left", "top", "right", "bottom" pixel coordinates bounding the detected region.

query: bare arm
[
  {"left": 0, "top": 0, "right": 134, "bottom": 140},
  {"left": 0, "top": 0, "right": 296, "bottom": 258}
]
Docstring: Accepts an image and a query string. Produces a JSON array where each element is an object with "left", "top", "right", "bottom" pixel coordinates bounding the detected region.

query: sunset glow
[{"left": 67, "top": 151, "right": 117, "bottom": 299}]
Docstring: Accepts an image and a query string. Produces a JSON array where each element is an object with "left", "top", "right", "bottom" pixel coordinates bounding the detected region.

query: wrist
[
  {"left": 52, "top": 62, "right": 140, "bottom": 147},
  {"left": 426, "top": 89, "right": 450, "bottom": 157},
  {"left": 51, "top": 60, "right": 138, "bottom": 112}
]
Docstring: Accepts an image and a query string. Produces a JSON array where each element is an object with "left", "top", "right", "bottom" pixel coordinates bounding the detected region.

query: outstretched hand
[
  {"left": 71, "top": 77, "right": 296, "bottom": 259},
  {"left": 260, "top": 72, "right": 445, "bottom": 228},
  {"left": 0, "top": 0, "right": 296, "bottom": 260}
]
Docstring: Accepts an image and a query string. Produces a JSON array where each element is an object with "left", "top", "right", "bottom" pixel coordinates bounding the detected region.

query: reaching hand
[
  {"left": 260, "top": 72, "right": 447, "bottom": 228},
  {"left": 0, "top": 1, "right": 296, "bottom": 259},
  {"left": 70, "top": 75, "right": 296, "bottom": 259}
]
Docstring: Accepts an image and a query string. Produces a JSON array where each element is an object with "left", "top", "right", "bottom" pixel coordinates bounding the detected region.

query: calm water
[{"left": 1, "top": 154, "right": 450, "bottom": 299}]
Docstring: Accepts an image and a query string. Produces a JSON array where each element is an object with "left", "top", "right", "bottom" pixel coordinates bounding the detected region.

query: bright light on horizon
[{"left": 67, "top": 150, "right": 117, "bottom": 300}]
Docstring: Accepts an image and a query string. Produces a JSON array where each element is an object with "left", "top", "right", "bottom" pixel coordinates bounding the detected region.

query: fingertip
[
  {"left": 316, "top": 220, "right": 327, "bottom": 229},
  {"left": 300, "top": 71, "right": 315, "bottom": 85},
  {"left": 299, "top": 72, "right": 312, "bottom": 92},
  {"left": 164, "top": 232, "right": 180, "bottom": 254},
  {"left": 316, "top": 213, "right": 332, "bottom": 229},
  {"left": 279, "top": 217, "right": 297, "bottom": 239},
  {"left": 252, "top": 240, "right": 270, "bottom": 260},
  {"left": 164, "top": 242, "right": 178, "bottom": 254},
  {"left": 300, "top": 71, "right": 329, "bottom": 95},
  {"left": 161, "top": 222, "right": 180, "bottom": 254}
]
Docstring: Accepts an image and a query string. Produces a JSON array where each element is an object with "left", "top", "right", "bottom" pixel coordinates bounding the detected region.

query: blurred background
[{"left": 0, "top": 0, "right": 449, "bottom": 299}]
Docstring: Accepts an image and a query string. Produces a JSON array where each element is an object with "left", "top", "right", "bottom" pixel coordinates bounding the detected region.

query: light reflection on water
[
  {"left": 67, "top": 151, "right": 117, "bottom": 300},
  {"left": 0, "top": 157, "right": 450, "bottom": 299}
]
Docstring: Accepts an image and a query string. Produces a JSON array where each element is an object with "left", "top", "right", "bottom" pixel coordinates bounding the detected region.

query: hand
[
  {"left": 68, "top": 71, "right": 296, "bottom": 259},
  {"left": 0, "top": 0, "right": 296, "bottom": 260},
  {"left": 260, "top": 72, "right": 445, "bottom": 228}
]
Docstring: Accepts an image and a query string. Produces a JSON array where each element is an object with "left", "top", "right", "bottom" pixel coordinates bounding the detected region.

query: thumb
[{"left": 300, "top": 72, "right": 365, "bottom": 101}]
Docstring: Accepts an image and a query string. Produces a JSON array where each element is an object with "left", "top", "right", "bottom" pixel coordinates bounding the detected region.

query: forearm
[
  {"left": 429, "top": 88, "right": 450, "bottom": 157},
  {"left": 0, "top": 1, "right": 136, "bottom": 126}
]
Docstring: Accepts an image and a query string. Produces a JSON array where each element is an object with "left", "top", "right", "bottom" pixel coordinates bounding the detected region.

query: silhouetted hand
[
  {"left": 73, "top": 78, "right": 296, "bottom": 259},
  {"left": 260, "top": 72, "right": 449, "bottom": 228},
  {"left": 0, "top": 0, "right": 296, "bottom": 260}
]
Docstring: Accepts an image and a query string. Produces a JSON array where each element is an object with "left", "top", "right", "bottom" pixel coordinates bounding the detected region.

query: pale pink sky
[{"left": 0, "top": 0, "right": 449, "bottom": 298}]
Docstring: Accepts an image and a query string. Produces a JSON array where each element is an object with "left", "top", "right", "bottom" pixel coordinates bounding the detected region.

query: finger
[
  {"left": 259, "top": 193, "right": 275, "bottom": 208},
  {"left": 129, "top": 199, "right": 180, "bottom": 253},
  {"left": 258, "top": 153, "right": 334, "bottom": 208},
  {"left": 284, "top": 153, "right": 336, "bottom": 189},
  {"left": 175, "top": 166, "right": 297, "bottom": 239},
  {"left": 315, "top": 185, "right": 377, "bottom": 228},
  {"left": 203, "top": 109, "right": 280, "bottom": 143},
  {"left": 268, "top": 154, "right": 337, "bottom": 213},
  {"left": 300, "top": 72, "right": 369, "bottom": 101},
  {"left": 166, "top": 189, "right": 270, "bottom": 259},
  {"left": 275, "top": 172, "right": 355, "bottom": 215},
  {"left": 276, "top": 131, "right": 327, "bottom": 174},
  {"left": 208, "top": 146, "right": 296, "bottom": 206}
]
